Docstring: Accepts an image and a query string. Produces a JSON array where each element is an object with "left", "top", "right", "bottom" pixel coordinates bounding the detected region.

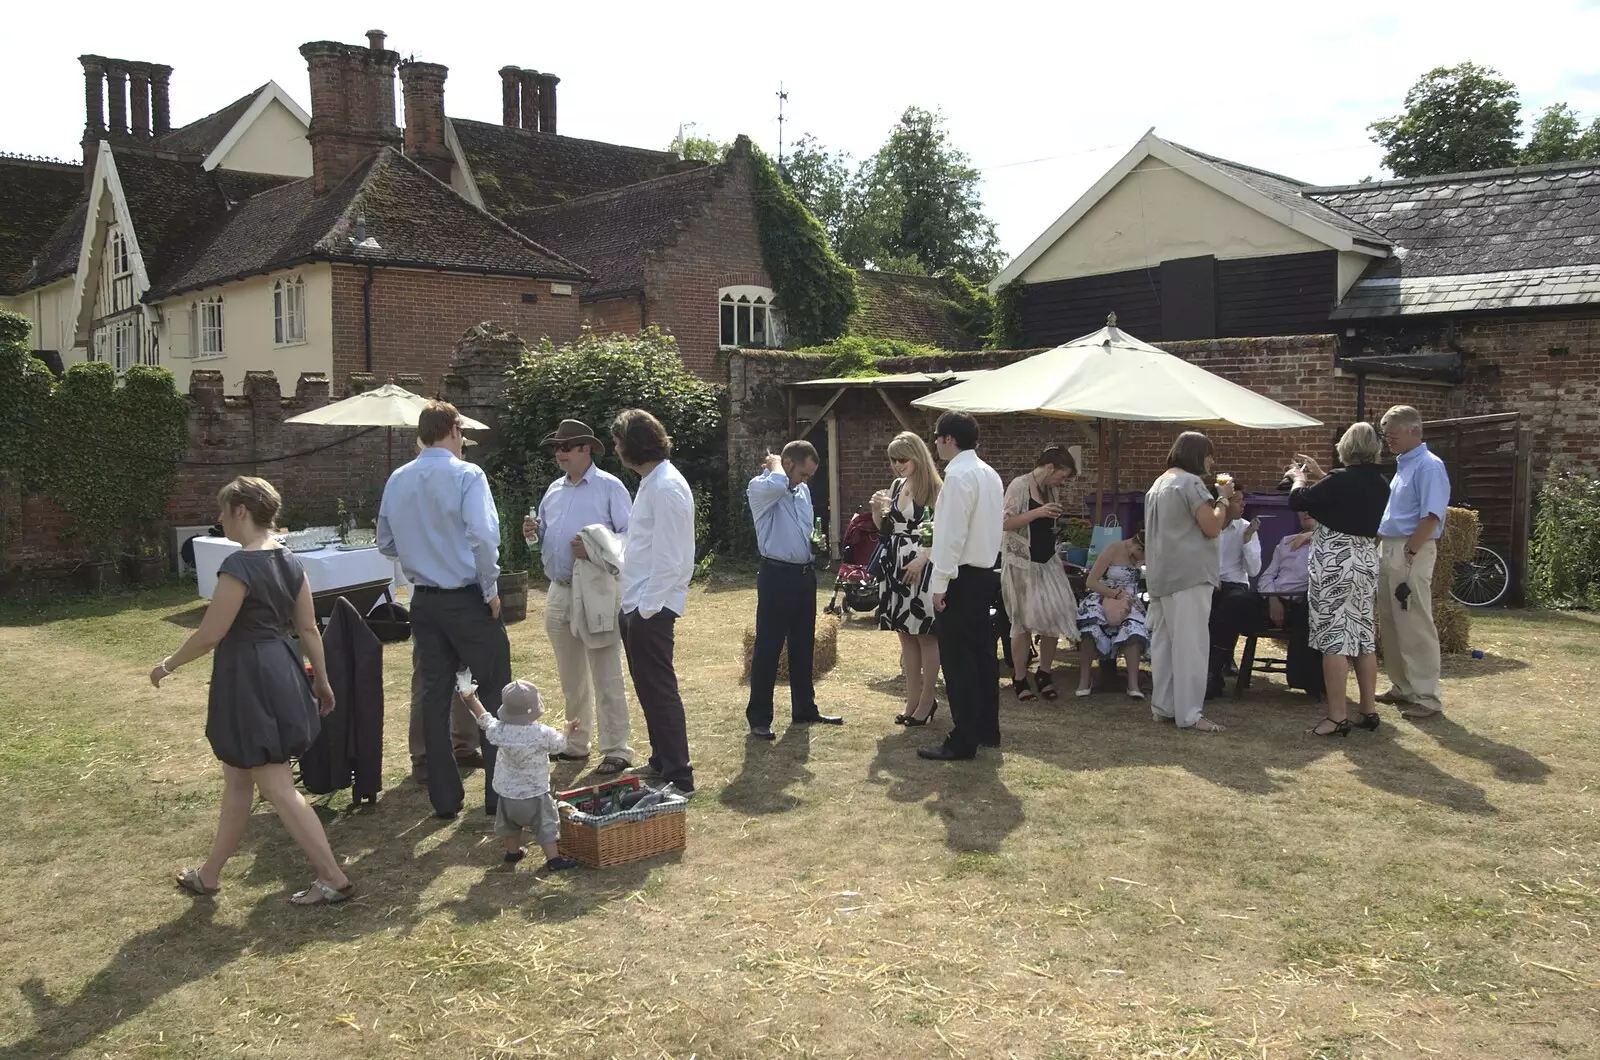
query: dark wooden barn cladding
[
  {"left": 1015, "top": 267, "right": 1162, "bottom": 346},
  {"left": 1216, "top": 251, "right": 1337, "bottom": 338}
]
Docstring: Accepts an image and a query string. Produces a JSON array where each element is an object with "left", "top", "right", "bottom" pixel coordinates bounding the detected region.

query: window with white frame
[
  {"left": 718, "top": 285, "right": 782, "bottom": 348},
  {"left": 274, "top": 275, "right": 307, "bottom": 345},
  {"left": 107, "top": 228, "right": 133, "bottom": 313},
  {"left": 193, "top": 296, "right": 225, "bottom": 358}
]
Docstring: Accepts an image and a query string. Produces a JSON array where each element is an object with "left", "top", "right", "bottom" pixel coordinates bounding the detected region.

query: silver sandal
[{"left": 290, "top": 879, "right": 355, "bottom": 906}]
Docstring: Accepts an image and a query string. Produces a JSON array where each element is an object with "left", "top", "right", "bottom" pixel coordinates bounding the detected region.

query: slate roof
[
  {"left": 451, "top": 118, "right": 691, "bottom": 225},
  {"left": 0, "top": 157, "right": 83, "bottom": 294},
  {"left": 151, "top": 86, "right": 263, "bottom": 158},
  {"left": 1306, "top": 161, "right": 1600, "bottom": 277},
  {"left": 1330, "top": 264, "right": 1600, "bottom": 319},
  {"left": 1169, "top": 142, "right": 1393, "bottom": 247},
  {"left": 149, "top": 147, "right": 587, "bottom": 299},
  {"left": 513, "top": 166, "right": 724, "bottom": 298},
  {"left": 850, "top": 271, "right": 982, "bottom": 350}
]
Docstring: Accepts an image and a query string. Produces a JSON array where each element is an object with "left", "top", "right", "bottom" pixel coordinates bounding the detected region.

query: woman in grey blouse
[{"left": 1144, "top": 432, "right": 1235, "bottom": 732}]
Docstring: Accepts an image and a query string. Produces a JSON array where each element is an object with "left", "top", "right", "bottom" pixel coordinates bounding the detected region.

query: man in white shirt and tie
[
  {"left": 919, "top": 411, "right": 1005, "bottom": 762},
  {"left": 1208, "top": 489, "right": 1261, "bottom": 696},
  {"left": 611, "top": 409, "right": 698, "bottom": 794}
]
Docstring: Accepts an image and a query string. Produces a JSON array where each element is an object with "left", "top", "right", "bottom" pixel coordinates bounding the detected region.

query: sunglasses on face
[{"left": 555, "top": 443, "right": 584, "bottom": 453}]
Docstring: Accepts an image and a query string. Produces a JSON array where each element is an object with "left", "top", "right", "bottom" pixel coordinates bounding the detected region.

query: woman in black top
[
  {"left": 1000, "top": 445, "right": 1081, "bottom": 701},
  {"left": 1288, "top": 422, "right": 1391, "bottom": 736}
]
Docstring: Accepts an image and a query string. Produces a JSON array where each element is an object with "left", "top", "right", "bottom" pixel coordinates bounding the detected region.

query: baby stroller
[{"left": 824, "top": 510, "right": 882, "bottom": 619}]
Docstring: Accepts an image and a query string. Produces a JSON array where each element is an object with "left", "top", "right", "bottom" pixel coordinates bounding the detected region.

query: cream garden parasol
[{"left": 285, "top": 383, "right": 489, "bottom": 474}]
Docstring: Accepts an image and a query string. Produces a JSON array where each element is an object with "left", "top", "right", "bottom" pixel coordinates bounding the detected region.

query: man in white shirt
[
  {"left": 611, "top": 409, "right": 697, "bottom": 794},
  {"left": 919, "top": 411, "right": 1005, "bottom": 762},
  {"left": 1208, "top": 490, "right": 1261, "bottom": 697}
]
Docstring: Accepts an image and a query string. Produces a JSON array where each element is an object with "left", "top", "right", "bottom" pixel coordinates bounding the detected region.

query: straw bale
[
  {"left": 741, "top": 614, "right": 839, "bottom": 682},
  {"left": 1436, "top": 506, "right": 1480, "bottom": 604},
  {"left": 1436, "top": 599, "right": 1472, "bottom": 655}
]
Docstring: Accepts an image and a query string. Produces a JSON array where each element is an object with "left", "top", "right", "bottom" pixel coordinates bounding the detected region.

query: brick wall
[
  {"left": 581, "top": 294, "right": 645, "bottom": 335},
  {"left": 642, "top": 157, "right": 770, "bottom": 379},
  {"left": 330, "top": 265, "right": 582, "bottom": 395},
  {"left": 727, "top": 335, "right": 1455, "bottom": 553}
]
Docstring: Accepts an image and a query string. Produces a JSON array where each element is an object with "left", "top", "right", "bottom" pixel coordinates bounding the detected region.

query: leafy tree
[
  {"left": 1521, "top": 102, "right": 1600, "bottom": 165},
  {"left": 669, "top": 131, "right": 730, "bottom": 163},
  {"left": 1368, "top": 62, "right": 1522, "bottom": 177},
  {"left": 787, "top": 109, "right": 1003, "bottom": 279}
]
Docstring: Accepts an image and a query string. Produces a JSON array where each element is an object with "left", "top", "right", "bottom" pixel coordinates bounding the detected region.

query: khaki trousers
[
  {"left": 1376, "top": 537, "right": 1443, "bottom": 711},
  {"left": 1150, "top": 583, "right": 1213, "bottom": 729},
  {"left": 408, "top": 643, "right": 480, "bottom": 761},
  {"left": 546, "top": 580, "right": 633, "bottom": 761}
]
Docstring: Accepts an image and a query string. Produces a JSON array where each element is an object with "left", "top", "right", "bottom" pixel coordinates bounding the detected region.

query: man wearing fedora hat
[{"left": 522, "top": 420, "right": 635, "bottom": 773}]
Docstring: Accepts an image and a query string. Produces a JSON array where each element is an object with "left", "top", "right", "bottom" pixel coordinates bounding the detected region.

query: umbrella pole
[
  {"left": 1109, "top": 421, "right": 1120, "bottom": 526},
  {"left": 1095, "top": 420, "right": 1106, "bottom": 525},
  {"left": 386, "top": 426, "right": 393, "bottom": 477}
]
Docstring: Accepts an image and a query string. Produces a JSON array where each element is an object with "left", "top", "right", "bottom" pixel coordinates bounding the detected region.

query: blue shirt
[
  {"left": 536, "top": 464, "right": 632, "bottom": 583},
  {"left": 1378, "top": 442, "right": 1450, "bottom": 539},
  {"left": 378, "top": 447, "right": 502, "bottom": 602},
  {"left": 748, "top": 468, "right": 814, "bottom": 565}
]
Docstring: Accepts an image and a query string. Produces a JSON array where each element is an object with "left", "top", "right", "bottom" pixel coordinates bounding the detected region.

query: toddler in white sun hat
[{"left": 459, "top": 677, "right": 580, "bottom": 872}]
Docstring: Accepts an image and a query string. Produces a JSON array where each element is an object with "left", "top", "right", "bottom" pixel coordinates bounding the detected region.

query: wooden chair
[{"left": 1233, "top": 628, "right": 1290, "bottom": 698}]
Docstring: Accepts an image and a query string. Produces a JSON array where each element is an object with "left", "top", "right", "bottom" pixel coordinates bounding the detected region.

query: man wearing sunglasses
[{"left": 522, "top": 420, "right": 635, "bottom": 773}]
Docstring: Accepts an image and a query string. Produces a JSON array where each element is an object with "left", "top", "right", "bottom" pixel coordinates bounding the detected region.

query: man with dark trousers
[
  {"left": 379, "top": 400, "right": 513, "bottom": 819},
  {"left": 919, "top": 412, "right": 1005, "bottom": 762},
  {"left": 745, "top": 441, "right": 845, "bottom": 740}
]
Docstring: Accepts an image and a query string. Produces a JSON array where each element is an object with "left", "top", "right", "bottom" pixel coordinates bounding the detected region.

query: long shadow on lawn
[
  {"left": 0, "top": 790, "right": 643, "bottom": 1058},
  {"left": 865, "top": 730, "right": 1023, "bottom": 853},
  {"left": 719, "top": 723, "right": 813, "bottom": 815}
]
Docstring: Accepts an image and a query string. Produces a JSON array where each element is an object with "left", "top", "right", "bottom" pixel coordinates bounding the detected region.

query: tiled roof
[
  {"left": 513, "top": 166, "right": 724, "bottom": 298},
  {"left": 1169, "top": 142, "right": 1393, "bottom": 247},
  {"left": 850, "top": 271, "right": 983, "bottom": 350},
  {"left": 451, "top": 118, "right": 690, "bottom": 224},
  {"left": 1307, "top": 161, "right": 1600, "bottom": 278},
  {"left": 1331, "top": 263, "right": 1600, "bottom": 319},
  {"left": 151, "top": 87, "right": 263, "bottom": 158},
  {"left": 0, "top": 157, "right": 83, "bottom": 294},
  {"left": 149, "top": 148, "right": 587, "bottom": 299}
]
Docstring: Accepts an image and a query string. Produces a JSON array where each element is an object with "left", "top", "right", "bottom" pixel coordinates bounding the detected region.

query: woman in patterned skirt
[
  {"left": 1287, "top": 422, "right": 1391, "bottom": 736},
  {"left": 1000, "top": 445, "right": 1081, "bottom": 701},
  {"left": 870, "top": 431, "right": 944, "bottom": 725}
]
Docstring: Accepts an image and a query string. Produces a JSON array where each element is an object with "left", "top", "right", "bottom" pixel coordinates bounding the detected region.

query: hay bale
[
  {"left": 1435, "top": 599, "right": 1471, "bottom": 655},
  {"left": 741, "top": 614, "right": 840, "bottom": 683},
  {"left": 1435, "top": 506, "right": 1480, "bottom": 605}
]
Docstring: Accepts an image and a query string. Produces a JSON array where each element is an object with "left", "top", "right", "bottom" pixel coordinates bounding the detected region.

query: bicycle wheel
[{"left": 1451, "top": 545, "right": 1509, "bottom": 607}]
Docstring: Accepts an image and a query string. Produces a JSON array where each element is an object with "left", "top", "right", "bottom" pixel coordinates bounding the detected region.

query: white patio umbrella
[
  {"left": 912, "top": 316, "right": 1321, "bottom": 521},
  {"left": 285, "top": 383, "right": 489, "bottom": 474}
]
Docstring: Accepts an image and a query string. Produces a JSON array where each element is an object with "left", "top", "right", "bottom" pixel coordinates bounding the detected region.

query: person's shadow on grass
[
  {"left": 719, "top": 722, "right": 813, "bottom": 815},
  {"left": 865, "top": 730, "right": 1023, "bottom": 854},
  {"left": 1407, "top": 713, "right": 1552, "bottom": 785}
]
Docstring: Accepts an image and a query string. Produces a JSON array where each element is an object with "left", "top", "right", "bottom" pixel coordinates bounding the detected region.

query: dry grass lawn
[{"left": 0, "top": 572, "right": 1596, "bottom": 1059}]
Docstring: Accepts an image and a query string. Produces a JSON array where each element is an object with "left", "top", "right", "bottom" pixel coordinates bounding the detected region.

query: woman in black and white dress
[
  {"left": 1287, "top": 422, "right": 1391, "bottom": 737},
  {"left": 871, "top": 431, "right": 943, "bottom": 725}
]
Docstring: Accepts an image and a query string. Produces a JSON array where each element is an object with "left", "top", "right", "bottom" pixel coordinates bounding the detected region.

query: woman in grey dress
[{"left": 150, "top": 477, "right": 354, "bottom": 905}]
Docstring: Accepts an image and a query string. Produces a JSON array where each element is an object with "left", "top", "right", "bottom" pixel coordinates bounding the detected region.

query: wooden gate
[{"left": 1420, "top": 413, "right": 1533, "bottom": 606}]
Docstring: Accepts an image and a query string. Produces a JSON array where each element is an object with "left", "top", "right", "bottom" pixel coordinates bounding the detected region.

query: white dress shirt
[
  {"left": 1217, "top": 518, "right": 1262, "bottom": 587},
  {"left": 929, "top": 448, "right": 1004, "bottom": 594},
  {"left": 620, "top": 460, "right": 696, "bottom": 619}
]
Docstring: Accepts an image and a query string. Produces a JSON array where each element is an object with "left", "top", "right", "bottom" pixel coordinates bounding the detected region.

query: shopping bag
[{"left": 1088, "top": 523, "right": 1123, "bottom": 564}]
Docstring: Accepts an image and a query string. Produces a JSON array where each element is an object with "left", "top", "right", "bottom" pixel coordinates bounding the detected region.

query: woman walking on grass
[{"left": 150, "top": 476, "right": 354, "bottom": 905}]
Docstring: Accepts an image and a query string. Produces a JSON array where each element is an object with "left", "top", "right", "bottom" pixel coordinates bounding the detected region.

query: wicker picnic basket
[{"left": 554, "top": 776, "right": 688, "bottom": 868}]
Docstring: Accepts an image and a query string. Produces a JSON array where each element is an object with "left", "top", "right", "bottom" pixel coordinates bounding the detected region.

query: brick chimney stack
[
  {"left": 398, "top": 59, "right": 451, "bottom": 183},
  {"left": 150, "top": 65, "right": 172, "bottom": 135},
  {"left": 79, "top": 56, "right": 174, "bottom": 184},
  {"left": 518, "top": 70, "right": 541, "bottom": 131},
  {"left": 498, "top": 67, "right": 560, "bottom": 134},
  {"left": 129, "top": 67, "right": 151, "bottom": 139},
  {"left": 537, "top": 73, "right": 558, "bottom": 134},
  {"left": 498, "top": 66, "right": 521, "bottom": 127},
  {"left": 300, "top": 32, "right": 402, "bottom": 196}
]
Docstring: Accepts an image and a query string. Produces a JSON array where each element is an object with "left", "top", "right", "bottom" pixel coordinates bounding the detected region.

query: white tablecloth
[{"left": 192, "top": 537, "right": 401, "bottom": 601}]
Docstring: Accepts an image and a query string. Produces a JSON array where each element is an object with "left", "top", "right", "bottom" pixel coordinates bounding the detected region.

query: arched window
[
  {"left": 274, "top": 275, "right": 307, "bottom": 345},
  {"left": 718, "top": 285, "right": 782, "bottom": 348}
]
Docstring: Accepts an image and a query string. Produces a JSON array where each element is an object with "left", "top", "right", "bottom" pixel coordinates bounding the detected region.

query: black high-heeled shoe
[
  {"left": 1309, "top": 717, "right": 1351, "bottom": 737},
  {"left": 1353, "top": 712, "right": 1380, "bottom": 731},
  {"left": 902, "top": 701, "right": 940, "bottom": 727}
]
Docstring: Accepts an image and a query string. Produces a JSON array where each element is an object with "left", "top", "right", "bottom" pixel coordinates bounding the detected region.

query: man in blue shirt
[
  {"left": 522, "top": 420, "right": 634, "bottom": 773},
  {"left": 379, "top": 400, "right": 513, "bottom": 818},
  {"left": 1375, "top": 405, "right": 1451, "bottom": 719},
  {"left": 745, "top": 440, "right": 844, "bottom": 739}
]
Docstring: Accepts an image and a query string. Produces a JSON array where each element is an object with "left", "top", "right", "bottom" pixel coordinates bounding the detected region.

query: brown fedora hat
[{"left": 541, "top": 419, "right": 605, "bottom": 454}]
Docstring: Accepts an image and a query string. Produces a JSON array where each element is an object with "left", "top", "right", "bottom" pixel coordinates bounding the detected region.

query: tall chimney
[
  {"left": 150, "top": 65, "right": 172, "bottom": 135},
  {"left": 300, "top": 34, "right": 402, "bottom": 196},
  {"left": 518, "top": 70, "right": 541, "bottom": 131},
  {"left": 538, "top": 72, "right": 559, "bottom": 135},
  {"left": 399, "top": 60, "right": 451, "bottom": 183},
  {"left": 106, "top": 64, "right": 128, "bottom": 137},
  {"left": 499, "top": 66, "right": 521, "bottom": 127},
  {"left": 79, "top": 56, "right": 105, "bottom": 184},
  {"left": 129, "top": 66, "right": 151, "bottom": 139}
]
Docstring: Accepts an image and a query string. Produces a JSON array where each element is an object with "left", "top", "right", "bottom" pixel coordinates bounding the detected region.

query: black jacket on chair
[{"left": 301, "top": 597, "right": 385, "bottom": 800}]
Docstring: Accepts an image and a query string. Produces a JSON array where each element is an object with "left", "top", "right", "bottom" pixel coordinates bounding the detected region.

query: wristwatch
[{"left": 1404, "top": 544, "right": 1417, "bottom": 558}]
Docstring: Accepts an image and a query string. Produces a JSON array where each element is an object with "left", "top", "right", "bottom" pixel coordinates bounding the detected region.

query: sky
[{"left": 7, "top": 0, "right": 1600, "bottom": 265}]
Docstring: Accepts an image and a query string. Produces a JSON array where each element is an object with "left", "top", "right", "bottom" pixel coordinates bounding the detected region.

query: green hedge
[{"left": 1530, "top": 465, "right": 1600, "bottom": 608}]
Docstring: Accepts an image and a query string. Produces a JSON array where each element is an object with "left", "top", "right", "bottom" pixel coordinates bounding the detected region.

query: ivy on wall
[
  {"left": 794, "top": 335, "right": 948, "bottom": 379},
  {"left": 745, "top": 142, "right": 859, "bottom": 346},
  {"left": 988, "top": 279, "right": 1027, "bottom": 350}
]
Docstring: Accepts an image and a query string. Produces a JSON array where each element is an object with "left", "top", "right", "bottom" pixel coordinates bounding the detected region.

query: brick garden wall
[
  {"left": 330, "top": 265, "right": 582, "bottom": 395},
  {"left": 642, "top": 158, "right": 770, "bottom": 380},
  {"left": 580, "top": 294, "right": 645, "bottom": 336}
]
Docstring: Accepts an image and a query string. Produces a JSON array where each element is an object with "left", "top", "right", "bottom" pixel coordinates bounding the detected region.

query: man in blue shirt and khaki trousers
[
  {"left": 1375, "top": 405, "right": 1450, "bottom": 719},
  {"left": 745, "top": 441, "right": 845, "bottom": 739}
]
